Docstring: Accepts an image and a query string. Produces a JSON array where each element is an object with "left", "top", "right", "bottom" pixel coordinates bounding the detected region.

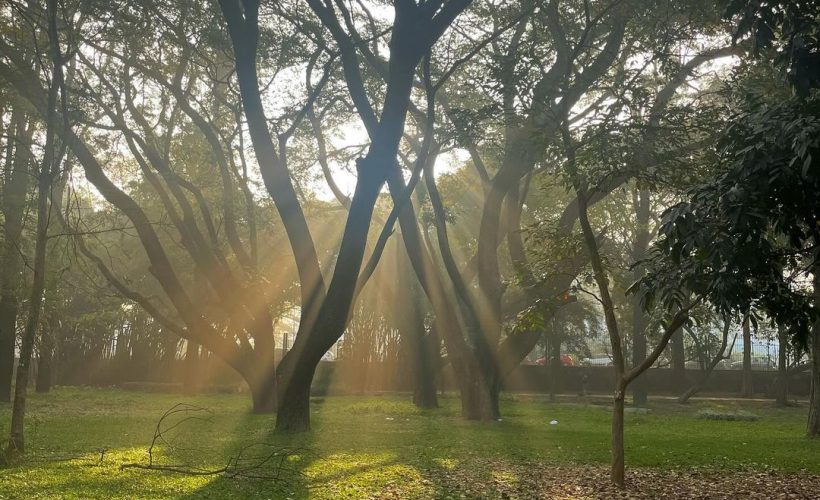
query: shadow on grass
[{"left": 178, "top": 395, "right": 564, "bottom": 499}]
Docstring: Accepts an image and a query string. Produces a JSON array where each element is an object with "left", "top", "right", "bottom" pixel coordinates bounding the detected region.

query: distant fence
[
  {"left": 310, "top": 362, "right": 812, "bottom": 399},
  {"left": 22, "top": 355, "right": 812, "bottom": 399}
]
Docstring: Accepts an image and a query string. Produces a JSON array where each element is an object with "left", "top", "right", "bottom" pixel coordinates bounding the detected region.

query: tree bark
[
  {"left": 775, "top": 326, "right": 788, "bottom": 407},
  {"left": 412, "top": 331, "right": 439, "bottom": 410},
  {"left": 631, "top": 189, "right": 650, "bottom": 407},
  {"left": 35, "top": 329, "right": 54, "bottom": 393},
  {"left": 250, "top": 373, "right": 278, "bottom": 414},
  {"left": 0, "top": 110, "right": 32, "bottom": 403},
  {"left": 549, "top": 334, "right": 561, "bottom": 402},
  {"left": 741, "top": 313, "right": 754, "bottom": 397},
  {"left": 807, "top": 273, "right": 820, "bottom": 437},
  {"left": 670, "top": 327, "right": 686, "bottom": 392},
  {"left": 183, "top": 340, "right": 199, "bottom": 394},
  {"left": 397, "top": 237, "right": 438, "bottom": 409},
  {"left": 7, "top": 0, "right": 61, "bottom": 459},
  {"left": 611, "top": 384, "right": 626, "bottom": 487}
]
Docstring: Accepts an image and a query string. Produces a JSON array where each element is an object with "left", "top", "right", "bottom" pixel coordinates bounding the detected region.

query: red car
[{"left": 535, "top": 354, "right": 575, "bottom": 366}]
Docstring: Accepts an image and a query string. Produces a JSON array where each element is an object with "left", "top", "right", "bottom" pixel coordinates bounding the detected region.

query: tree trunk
[
  {"left": 611, "top": 385, "right": 626, "bottom": 488},
  {"left": 250, "top": 374, "right": 278, "bottom": 414},
  {"left": 741, "top": 314, "right": 754, "bottom": 397},
  {"left": 0, "top": 110, "right": 32, "bottom": 403},
  {"left": 35, "top": 329, "right": 54, "bottom": 393},
  {"left": 460, "top": 363, "right": 500, "bottom": 421},
  {"left": 679, "top": 318, "right": 733, "bottom": 404},
  {"left": 807, "top": 274, "right": 820, "bottom": 437},
  {"left": 275, "top": 360, "right": 315, "bottom": 433},
  {"left": 631, "top": 316, "right": 648, "bottom": 406},
  {"left": 412, "top": 331, "right": 439, "bottom": 409},
  {"left": 775, "top": 326, "right": 788, "bottom": 407},
  {"left": 670, "top": 327, "right": 686, "bottom": 392},
  {"left": 7, "top": 150, "right": 53, "bottom": 458},
  {"left": 183, "top": 340, "right": 199, "bottom": 394},
  {"left": 549, "top": 335, "right": 561, "bottom": 402},
  {"left": 396, "top": 235, "right": 438, "bottom": 409},
  {"left": 0, "top": 298, "right": 19, "bottom": 403},
  {"left": 6, "top": 0, "right": 61, "bottom": 459},
  {"left": 631, "top": 188, "right": 650, "bottom": 407}
]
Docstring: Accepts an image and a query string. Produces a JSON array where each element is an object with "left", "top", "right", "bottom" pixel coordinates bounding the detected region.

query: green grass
[{"left": 0, "top": 387, "right": 817, "bottom": 498}]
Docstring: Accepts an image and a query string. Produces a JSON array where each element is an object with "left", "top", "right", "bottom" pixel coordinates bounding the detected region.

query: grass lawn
[{"left": 0, "top": 387, "right": 818, "bottom": 499}]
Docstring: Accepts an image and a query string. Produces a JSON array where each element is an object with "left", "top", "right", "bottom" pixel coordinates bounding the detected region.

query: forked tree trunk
[{"left": 679, "top": 319, "right": 733, "bottom": 404}]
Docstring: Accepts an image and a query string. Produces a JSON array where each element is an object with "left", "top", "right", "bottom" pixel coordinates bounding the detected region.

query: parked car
[
  {"left": 580, "top": 355, "right": 613, "bottom": 367},
  {"left": 534, "top": 354, "right": 575, "bottom": 366}
]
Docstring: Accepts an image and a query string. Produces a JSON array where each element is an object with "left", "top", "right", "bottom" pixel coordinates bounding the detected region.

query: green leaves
[{"left": 638, "top": 90, "right": 820, "bottom": 348}]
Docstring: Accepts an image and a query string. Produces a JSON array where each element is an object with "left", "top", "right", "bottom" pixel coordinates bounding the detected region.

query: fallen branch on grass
[{"left": 120, "top": 403, "right": 305, "bottom": 484}]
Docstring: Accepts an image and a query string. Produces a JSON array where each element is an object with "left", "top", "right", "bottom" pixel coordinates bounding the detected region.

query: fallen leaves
[{"left": 387, "top": 461, "right": 820, "bottom": 499}]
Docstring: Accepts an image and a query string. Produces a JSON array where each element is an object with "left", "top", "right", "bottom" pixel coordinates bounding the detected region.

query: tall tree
[
  {"left": 6, "top": 0, "right": 65, "bottom": 459},
  {"left": 0, "top": 107, "right": 33, "bottom": 403}
]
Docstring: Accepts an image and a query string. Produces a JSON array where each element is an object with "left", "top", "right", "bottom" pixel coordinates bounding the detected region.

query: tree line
[{"left": 0, "top": 0, "right": 817, "bottom": 486}]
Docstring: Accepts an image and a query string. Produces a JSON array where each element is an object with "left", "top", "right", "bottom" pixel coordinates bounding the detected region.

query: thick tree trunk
[
  {"left": 275, "top": 360, "right": 316, "bottom": 433},
  {"left": 274, "top": 175, "right": 383, "bottom": 431},
  {"left": 775, "top": 327, "right": 788, "bottom": 407},
  {"left": 250, "top": 374, "right": 278, "bottom": 414},
  {"left": 741, "top": 314, "right": 754, "bottom": 397},
  {"left": 460, "top": 364, "right": 500, "bottom": 421}
]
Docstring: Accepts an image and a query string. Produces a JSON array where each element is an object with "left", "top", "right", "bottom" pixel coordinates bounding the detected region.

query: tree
[
  {"left": 220, "top": 0, "right": 472, "bottom": 432},
  {"left": 0, "top": 102, "right": 33, "bottom": 403},
  {"left": 6, "top": 0, "right": 65, "bottom": 460},
  {"left": 564, "top": 117, "right": 697, "bottom": 486},
  {"left": 741, "top": 312, "right": 754, "bottom": 397}
]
